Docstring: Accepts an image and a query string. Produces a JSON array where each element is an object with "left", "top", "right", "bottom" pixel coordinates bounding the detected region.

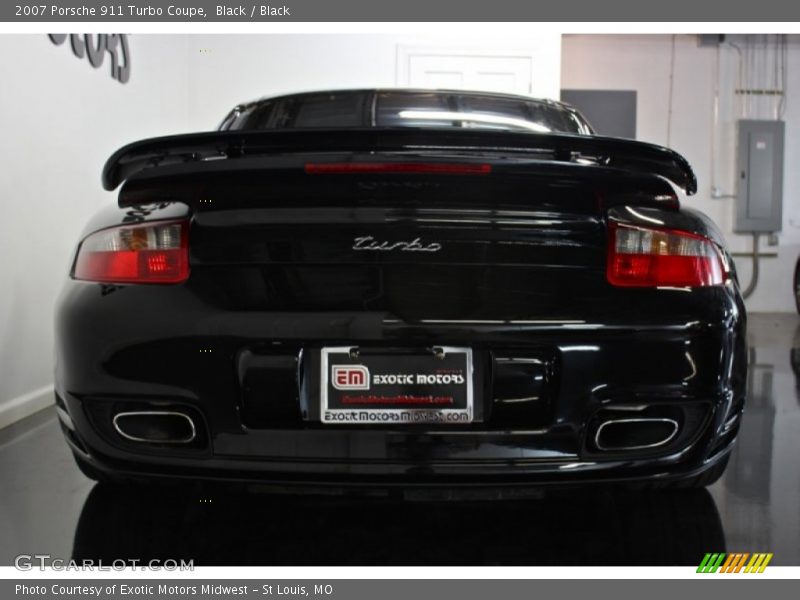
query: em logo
[{"left": 332, "top": 365, "right": 370, "bottom": 390}]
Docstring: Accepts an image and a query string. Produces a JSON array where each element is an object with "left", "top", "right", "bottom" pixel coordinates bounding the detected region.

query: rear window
[
  {"left": 454, "top": 95, "right": 587, "bottom": 133},
  {"left": 223, "top": 90, "right": 592, "bottom": 134},
  {"left": 377, "top": 92, "right": 591, "bottom": 134},
  {"left": 225, "top": 92, "right": 367, "bottom": 130},
  {"left": 280, "top": 92, "right": 367, "bottom": 128},
  {"left": 376, "top": 92, "right": 457, "bottom": 128}
]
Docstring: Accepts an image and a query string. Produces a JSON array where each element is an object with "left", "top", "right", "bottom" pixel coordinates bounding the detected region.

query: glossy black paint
[
  {"left": 102, "top": 128, "right": 697, "bottom": 195},
  {"left": 55, "top": 91, "right": 746, "bottom": 487}
]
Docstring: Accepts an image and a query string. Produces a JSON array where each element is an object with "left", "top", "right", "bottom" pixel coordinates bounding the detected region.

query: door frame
[{"left": 395, "top": 44, "right": 536, "bottom": 95}]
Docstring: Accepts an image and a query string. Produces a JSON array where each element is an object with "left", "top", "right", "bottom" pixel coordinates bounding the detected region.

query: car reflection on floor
[{"left": 71, "top": 484, "right": 724, "bottom": 566}]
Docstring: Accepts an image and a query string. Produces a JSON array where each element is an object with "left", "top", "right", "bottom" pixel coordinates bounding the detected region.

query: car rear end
[
  {"left": 55, "top": 151, "right": 745, "bottom": 489},
  {"left": 54, "top": 91, "right": 746, "bottom": 488}
]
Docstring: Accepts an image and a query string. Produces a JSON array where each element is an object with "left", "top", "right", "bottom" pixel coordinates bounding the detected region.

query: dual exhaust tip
[
  {"left": 113, "top": 411, "right": 196, "bottom": 444},
  {"left": 111, "top": 409, "right": 679, "bottom": 452},
  {"left": 593, "top": 417, "right": 679, "bottom": 452}
]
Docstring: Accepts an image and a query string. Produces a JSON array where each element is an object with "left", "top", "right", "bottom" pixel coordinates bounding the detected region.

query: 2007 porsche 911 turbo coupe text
[{"left": 55, "top": 89, "right": 746, "bottom": 489}]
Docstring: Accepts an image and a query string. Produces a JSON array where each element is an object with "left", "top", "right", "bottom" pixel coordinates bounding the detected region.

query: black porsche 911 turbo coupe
[{"left": 55, "top": 89, "right": 746, "bottom": 489}]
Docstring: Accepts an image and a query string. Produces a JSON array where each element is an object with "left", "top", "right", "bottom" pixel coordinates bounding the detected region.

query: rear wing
[{"left": 102, "top": 128, "right": 697, "bottom": 195}]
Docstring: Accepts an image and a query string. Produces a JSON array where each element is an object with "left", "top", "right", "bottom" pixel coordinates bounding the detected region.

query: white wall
[
  {"left": 0, "top": 32, "right": 561, "bottom": 422},
  {"left": 563, "top": 34, "right": 800, "bottom": 313},
  {"left": 0, "top": 34, "right": 190, "bottom": 422}
]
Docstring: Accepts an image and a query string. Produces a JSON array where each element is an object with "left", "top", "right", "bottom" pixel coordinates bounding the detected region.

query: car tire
[
  {"left": 72, "top": 451, "right": 200, "bottom": 488},
  {"left": 663, "top": 454, "right": 731, "bottom": 489},
  {"left": 72, "top": 451, "right": 118, "bottom": 484},
  {"left": 627, "top": 454, "right": 731, "bottom": 491},
  {"left": 72, "top": 452, "right": 148, "bottom": 486},
  {"left": 795, "top": 256, "right": 800, "bottom": 314}
]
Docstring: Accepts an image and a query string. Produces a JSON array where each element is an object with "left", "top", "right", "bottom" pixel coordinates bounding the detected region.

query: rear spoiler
[{"left": 102, "top": 128, "right": 697, "bottom": 195}]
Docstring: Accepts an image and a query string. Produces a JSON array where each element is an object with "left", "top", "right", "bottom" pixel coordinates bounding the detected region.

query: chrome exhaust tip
[
  {"left": 112, "top": 411, "right": 196, "bottom": 444},
  {"left": 594, "top": 417, "right": 679, "bottom": 451}
]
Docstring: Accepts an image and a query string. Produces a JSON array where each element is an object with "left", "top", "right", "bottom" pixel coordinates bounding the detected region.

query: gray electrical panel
[{"left": 735, "top": 120, "right": 785, "bottom": 233}]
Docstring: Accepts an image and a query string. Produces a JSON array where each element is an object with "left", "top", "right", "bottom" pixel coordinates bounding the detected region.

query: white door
[
  {"left": 396, "top": 39, "right": 562, "bottom": 99},
  {"left": 405, "top": 53, "right": 533, "bottom": 95}
]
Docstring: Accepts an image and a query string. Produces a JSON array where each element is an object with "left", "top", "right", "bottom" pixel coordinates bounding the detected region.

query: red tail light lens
[
  {"left": 73, "top": 220, "right": 189, "bottom": 284},
  {"left": 607, "top": 222, "right": 726, "bottom": 287}
]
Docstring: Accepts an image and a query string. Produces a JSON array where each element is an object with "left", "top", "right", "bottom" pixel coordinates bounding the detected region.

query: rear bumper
[
  {"left": 63, "top": 406, "right": 738, "bottom": 488},
  {"left": 58, "top": 376, "right": 742, "bottom": 487},
  {"left": 55, "top": 279, "right": 746, "bottom": 487}
]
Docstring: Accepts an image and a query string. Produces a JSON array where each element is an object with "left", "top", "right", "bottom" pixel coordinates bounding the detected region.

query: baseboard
[{"left": 0, "top": 384, "right": 55, "bottom": 430}]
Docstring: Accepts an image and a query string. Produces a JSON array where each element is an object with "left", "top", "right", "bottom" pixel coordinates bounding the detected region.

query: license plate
[{"left": 320, "top": 346, "right": 474, "bottom": 425}]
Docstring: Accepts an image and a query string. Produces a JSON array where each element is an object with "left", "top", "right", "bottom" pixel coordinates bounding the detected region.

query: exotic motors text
[{"left": 372, "top": 373, "right": 465, "bottom": 385}]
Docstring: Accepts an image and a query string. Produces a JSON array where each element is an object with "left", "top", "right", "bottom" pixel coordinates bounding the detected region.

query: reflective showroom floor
[{"left": 1, "top": 313, "right": 799, "bottom": 566}]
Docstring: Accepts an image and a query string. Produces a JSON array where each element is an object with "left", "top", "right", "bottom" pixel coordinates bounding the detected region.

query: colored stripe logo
[{"left": 697, "top": 553, "right": 773, "bottom": 573}]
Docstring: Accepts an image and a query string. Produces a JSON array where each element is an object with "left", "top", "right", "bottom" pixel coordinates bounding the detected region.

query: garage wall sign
[{"left": 48, "top": 34, "right": 130, "bottom": 83}]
